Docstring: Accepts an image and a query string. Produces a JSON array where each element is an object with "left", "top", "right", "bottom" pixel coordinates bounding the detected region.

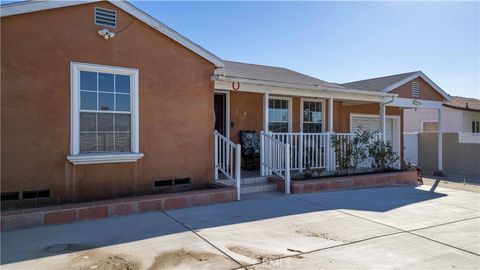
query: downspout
[{"left": 382, "top": 96, "right": 395, "bottom": 105}]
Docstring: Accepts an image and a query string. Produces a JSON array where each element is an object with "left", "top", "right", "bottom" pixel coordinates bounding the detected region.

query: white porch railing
[
  {"left": 263, "top": 132, "right": 382, "bottom": 174},
  {"left": 260, "top": 131, "right": 291, "bottom": 194},
  {"left": 214, "top": 130, "right": 241, "bottom": 200},
  {"left": 271, "top": 132, "right": 330, "bottom": 171},
  {"left": 331, "top": 133, "right": 382, "bottom": 168}
]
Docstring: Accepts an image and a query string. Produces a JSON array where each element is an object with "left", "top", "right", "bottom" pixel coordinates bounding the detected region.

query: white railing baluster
[{"left": 214, "top": 130, "right": 241, "bottom": 200}]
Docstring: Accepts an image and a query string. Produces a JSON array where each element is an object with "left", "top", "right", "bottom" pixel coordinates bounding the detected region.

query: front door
[{"left": 214, "top": 93, "right": 227, "bottom": 136}]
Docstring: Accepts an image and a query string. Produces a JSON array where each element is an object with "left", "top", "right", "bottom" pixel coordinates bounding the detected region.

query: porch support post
[
  {"left": 327, "top": 98, "right": 334, "bottom": 171},
  {"left": 263, "top": 92, "right": 269, "bottom": 132},
  {"left": 436, "top": 108, "right": 443, "bottom": 175},
  {"left": 379, "top": 103, "right": 386, "bottom": 141},
  {"left": 328, "top": 98, "right": 333, "bottom": 132}
]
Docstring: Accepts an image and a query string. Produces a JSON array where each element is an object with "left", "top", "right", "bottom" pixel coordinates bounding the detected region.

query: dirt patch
[
  {"left": 148, "top": 248, "right": 225, "bottom": 269},
  {"left": 227, "top": 245, "right": 284, "bottom": 262},
  {"left": 295, "top": 228, "right": 351, "bottom": 243},
  {"left": 64, "top": 249, "right": 140, "bottom": 270}
]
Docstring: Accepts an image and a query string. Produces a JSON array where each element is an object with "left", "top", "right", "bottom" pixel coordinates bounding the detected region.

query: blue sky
[{"left": 131, "top": 1, "right": 479, "bottom": 98}]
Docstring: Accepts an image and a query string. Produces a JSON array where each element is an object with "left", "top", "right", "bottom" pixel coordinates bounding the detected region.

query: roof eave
[
  {"left": 382, "top": 71, "right": 452, "bottom": 101},
  {"left": 213, "top": 75, "right": 398, "bottom": 98}
]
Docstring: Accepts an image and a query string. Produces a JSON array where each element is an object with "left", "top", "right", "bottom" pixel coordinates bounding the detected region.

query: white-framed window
[
  {"left": 472, "top": 121, "right": 480, "bottom": 133},
  {"left": 68, "top": 62, "right": 143, "bottom": 165},
  {"left": 301, "top": 99, "right": 324, "bottom": 133},
  {"left": 412, "top": 81, "right": 419, "bottom": 97},
  {"left": 268, "top": 97, "right": 291, "bottom": 132}
]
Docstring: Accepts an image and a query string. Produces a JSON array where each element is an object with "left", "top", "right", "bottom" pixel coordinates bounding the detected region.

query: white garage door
[{"left": 351, "top": 116, "right": 394, "bottom": 146}]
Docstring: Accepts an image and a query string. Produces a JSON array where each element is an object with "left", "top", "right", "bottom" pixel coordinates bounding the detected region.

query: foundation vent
[
  {"left": 95, "top": 7, "right": 116, "bottom": 28},
  {"left": 154, "top": 178, "right": 191, "bottom": 188}
]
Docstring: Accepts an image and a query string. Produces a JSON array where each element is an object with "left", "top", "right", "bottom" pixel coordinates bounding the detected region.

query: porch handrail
[
  {"left": 214, "top": 130, "right": 241, "bottom": 200},
  {"left": 267, "top": 132, "right": 383, "bottom": 172},
  {"left": 260, "top": 131, "right": 291, "bottom": 194},
  {"left": 271, "top": 132, "right": 330, "bottom": 172}
]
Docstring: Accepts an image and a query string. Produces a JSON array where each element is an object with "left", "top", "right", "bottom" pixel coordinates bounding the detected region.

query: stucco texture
[
  {"left": 418, "top": 132, "right": 480, "bottom": 177},
  {"left": 1, "top": 2, "right": 215, "bottom": 202},
  {"left": 391, "top": 77, "right": 444, "bottom": 101}
]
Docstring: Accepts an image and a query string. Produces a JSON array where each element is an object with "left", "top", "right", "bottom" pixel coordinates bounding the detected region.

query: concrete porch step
[
  {"left": 241, "top": 176, "right": 268, "bottom": 185},
  {"left": 241, "top": 182, "right": 277, "bottom": 194}
]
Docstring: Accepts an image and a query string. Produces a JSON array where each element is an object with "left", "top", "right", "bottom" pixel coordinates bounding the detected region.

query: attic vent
[
  {"left": 412, "top": 81, "right": 419, "bottom": 97},
  {"left": 95, "top": 7, "right": 116, "bottom": 28}
]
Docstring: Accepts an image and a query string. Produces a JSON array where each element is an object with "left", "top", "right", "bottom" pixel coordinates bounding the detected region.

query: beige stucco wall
[
  {"left": 418, "top": 132, "right": 480, "bottom": 177},
  {"left": 403, "top": 107, "right": 467, "bottom": 132},
  {"left": 1, "top": 2, "right": 215, "bottom": 202}
]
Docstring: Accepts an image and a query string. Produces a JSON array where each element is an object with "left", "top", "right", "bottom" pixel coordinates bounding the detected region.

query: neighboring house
[
  {"left": 1, "top": 1, "right": 452, "bottom": 204},
  {"left": 341, "top": 71, "right": 453, "bottom": 173},
  {"left": 404, "top": 96, "right": 480, "bottom": 133}
]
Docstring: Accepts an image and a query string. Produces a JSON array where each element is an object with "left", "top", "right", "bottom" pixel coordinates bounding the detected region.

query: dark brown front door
[{"left": 214, "top": 93, "right": 226, "bottom": 136}]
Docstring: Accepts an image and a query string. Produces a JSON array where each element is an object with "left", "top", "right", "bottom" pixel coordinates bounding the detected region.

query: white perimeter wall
[{"left": 403, "top": 107, "right": 464, "bottom": 132}]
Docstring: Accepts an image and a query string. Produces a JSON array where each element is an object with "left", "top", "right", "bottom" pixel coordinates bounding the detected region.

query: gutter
[{"left": 212, "top": 74, "right": 398, "bottom": 98}]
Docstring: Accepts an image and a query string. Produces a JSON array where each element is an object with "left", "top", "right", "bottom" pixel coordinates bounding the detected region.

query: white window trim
[
  {"left": 268, "top": 96, "right": 292, "bottom": 132},
  {"left": 300, "top": 98, "right": 325, "bottom": 133},
  {"left": 68, "top": 62, "right": 142, "bottom": 165}
]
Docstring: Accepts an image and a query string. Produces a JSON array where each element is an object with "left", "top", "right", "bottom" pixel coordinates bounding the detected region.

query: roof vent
[
  {"left": 412, "top": 81, "right": 419, "bottom": 97},
  {"left": 95, "top": 7, "right": 116, "bottom": 28}
]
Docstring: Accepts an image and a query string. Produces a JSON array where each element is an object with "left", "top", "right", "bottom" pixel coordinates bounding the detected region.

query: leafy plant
[
  {"left": 330, "top": 128, "right": 372, "bottom": 175},
  {"left": 367, "top": 132, "right": 399, "bottom": 172}
]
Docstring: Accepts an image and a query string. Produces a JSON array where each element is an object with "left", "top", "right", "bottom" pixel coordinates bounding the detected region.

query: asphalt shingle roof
[
  {"left": 445, "top": 96, "right": 480, "bottom": 111},
  {"left": 341, "top": 71, "right": 419, "bottom": 92},
  {"left": 215, "top": 60, "right": 342, "bottom": 88}
]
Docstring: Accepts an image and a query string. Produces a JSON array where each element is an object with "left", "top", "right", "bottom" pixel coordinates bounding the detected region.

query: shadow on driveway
[{"left": 1, "top": 186, "right": 447, "bottom": 265}]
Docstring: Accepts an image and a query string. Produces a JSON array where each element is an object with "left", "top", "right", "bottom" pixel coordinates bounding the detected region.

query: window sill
[{"left": 67, "top": 153, "right": 144, "bottom": 165}]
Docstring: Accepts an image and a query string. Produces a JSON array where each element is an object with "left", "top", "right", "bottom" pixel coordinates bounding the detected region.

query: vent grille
[
  {"left": 412, "top": 81, "right": 419, "bottom": 97},
  {"left": 95, "top": 7, "right": 116, "bottom": 28}
]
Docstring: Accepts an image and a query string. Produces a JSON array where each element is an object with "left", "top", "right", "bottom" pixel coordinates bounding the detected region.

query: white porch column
[
  {"left": 379, "top": 103, "right": 386, "bottom": 141},
  {"left": 437, "top": 108, "right": 443, "bottom": 173},
  {"left": 327, "top": 98, "right": 334, "bottom": 171},
  {"left": 328, "top": 98, "right": 333, "bottom": 132},
  {"left": 263, "top": 92, "right": 269, "bottom": 132}
]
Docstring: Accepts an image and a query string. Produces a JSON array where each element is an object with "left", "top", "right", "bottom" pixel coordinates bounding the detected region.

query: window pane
[
  {"left": 80, "top": 71, "right": 97, "bottom": 91},
  {"left": 97, "top": 113, "right": 114, "bottom": 152},
  {"left": 80, "top": 113, "right": 97, "bottom": 153},
  {"left": 98, "top": 73, "right": 114, "bottom": 92},
  {"left": 116, "top": 75, "right": 130, "bottom": 93},
  {"left": 116, "top": 94, "right": 130, "bottom": 111},
  {"left": 115, "top": 114, "right": 131, "bottom": 131},
  {"left": 311, "top": 112, "right": 322, "bottom": 122},
  {"left": 80, "top": 132, "right": 97, "bottom": 152},
  {"left": 98, "top": 113, "right": 113, "bottom": 131},
  {"left": 80, "top": 113, "right": 97, "bottom": 132},
  {"left": 99, "top": 93, "right": 114, "bottom": 111},
  {"left": 115, "top": 114, "right": 131, "bottom": 151},
  {"left": 269, "top": 122, "right": 288, "bottom": 132},
  {"left": 303, "top": 123, "right": 322, "bottom": 133},
  {"left": 80, "top": 91, "right": 97, "bottom": 110}
]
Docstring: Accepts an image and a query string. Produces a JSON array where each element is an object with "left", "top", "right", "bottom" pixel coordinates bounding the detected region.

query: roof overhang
[
  {"left": 383, "top": 71, "right": 452, "bottom": 101},
  {"left": 212, "top": 75, "right": 398, "bottom": 102},
  {"left": 443, "top": 104, "right": 480, "bottom": 113},
  {"left": 0, "top": 0, "right": 224, "bottom": 68}
]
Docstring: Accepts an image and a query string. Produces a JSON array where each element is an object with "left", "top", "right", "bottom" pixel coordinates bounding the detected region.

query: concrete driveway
[{"left": 1, "top": 185, "right": 479, "bottom": 270}]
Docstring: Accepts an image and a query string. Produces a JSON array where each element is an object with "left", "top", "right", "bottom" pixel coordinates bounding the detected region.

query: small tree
[{"left": 368, "top": 132, "right": 399, "bottom": 172}]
